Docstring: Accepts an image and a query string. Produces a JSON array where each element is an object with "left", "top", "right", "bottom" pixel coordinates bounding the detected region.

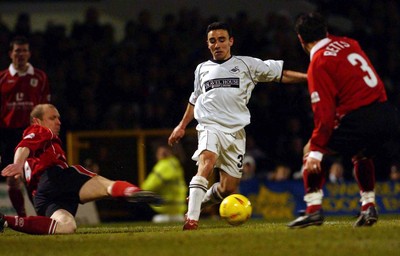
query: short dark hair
[
  {"left": 206, "top": 22, "right": 233, "bottom": 38},
  {"left": 295, "top": 12, "right": 327, "bottom": 43},
  {"left": 9, "top": 36, "right": 29, "bottom": 51},
  {"left": 30, "top": 104, "right": 56, "bottom": 123}
]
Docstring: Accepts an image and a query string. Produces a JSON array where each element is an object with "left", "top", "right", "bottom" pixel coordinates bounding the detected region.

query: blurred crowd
[{"left": 1, "top": 0, "right": 400, "bottom": 181}]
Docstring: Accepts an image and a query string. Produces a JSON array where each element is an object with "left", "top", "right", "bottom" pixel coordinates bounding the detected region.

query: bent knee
[
  {"left": 57, "top": 222, "right": 77, "bottom": 234},
  {"left": 51, "top": 209, "right": 77, "bottom": 234}
]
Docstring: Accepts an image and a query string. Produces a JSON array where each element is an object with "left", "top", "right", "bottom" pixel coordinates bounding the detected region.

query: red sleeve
[
  {"left": 308, "top": 57, "right": 337, "bottom": 153},
  {"left": 16, "top": 125, "right": 53, "bottom": 155}
]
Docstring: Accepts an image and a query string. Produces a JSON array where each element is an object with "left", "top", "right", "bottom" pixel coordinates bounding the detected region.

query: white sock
[
  {"left": 202, "top": 182, "right": 223, "bottom": 208},
  {"left": 360, "top": 191, "right": 375, "bottom": 206},
  {"left": 187, "top": 176, "right": 208, "bottom": 221},
  {"left": 304, "top": 190, "right": 324, "bottom": 206}
]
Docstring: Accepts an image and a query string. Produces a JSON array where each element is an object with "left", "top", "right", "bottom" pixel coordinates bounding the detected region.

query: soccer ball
[{"left": 219, "top": 194, "right": 252, "bottom": 226}]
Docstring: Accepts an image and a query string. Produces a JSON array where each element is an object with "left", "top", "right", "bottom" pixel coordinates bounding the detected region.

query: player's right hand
[
  {"left": 1, "top": 163, "right": 24, "bottom": 179},
  {"left": 168, "top": 126, "right": 185, "bottom": 146}
]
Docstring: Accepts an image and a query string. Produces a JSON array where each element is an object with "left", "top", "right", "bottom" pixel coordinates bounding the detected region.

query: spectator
[
  {"left": 390, "top": 165, "right": 400, "bottom": 181},
  {"left": 239, "top": 155, "right": 260, "bottom": 197},
  {"left": 241, "top": 155, "right": 257, "bottom": 181},
  {"left": 142, "top": 143, "right": 187, "bottom": 223},
  {"left": 328, "top": 160, "right": 345, "bottom": 184},
  {"left": 268, "top": 164, "right": 291, "bottom": 182}
]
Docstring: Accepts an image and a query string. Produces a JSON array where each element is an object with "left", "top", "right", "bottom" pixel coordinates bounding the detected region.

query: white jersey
[{"left": 189, "top": 55, "right": 283, "bottom": 133}]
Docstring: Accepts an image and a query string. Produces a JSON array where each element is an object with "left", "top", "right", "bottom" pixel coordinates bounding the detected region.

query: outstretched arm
[
  {"left": 281, "top": 70, "right": 307, "bottom": 83},
  {"left": 1, "top": 147, "right": 30, "bottom": 179},
  {"left": 168, "top": 103, "right": 195, "bottom": 146}
]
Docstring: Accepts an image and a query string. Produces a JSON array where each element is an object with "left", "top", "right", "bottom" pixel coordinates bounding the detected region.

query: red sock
[
  {"left": 361, "top": 202, "right": 375, "bottom": 211},
  {"left": 8, "top": 188, "right": 26, "bottom": 217},
  {"left": 353, "top": 158, "right": 375, "bottom": 191},
  {"left": 302, "top": 155, "right": 326, "bottom": 194},
  {"left": 306, "top": 205, "right": 322, "bottom": 214},
  {"left": 4, "top": 215, "right": 57, "bottom": 235},
  {"left": 110, "top": 181, "right": 141, "bottom": 198}
]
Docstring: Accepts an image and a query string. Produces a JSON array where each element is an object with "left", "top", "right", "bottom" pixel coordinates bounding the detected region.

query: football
[{"left": 219, "top": 194, "right": 252, "bottom": 226}]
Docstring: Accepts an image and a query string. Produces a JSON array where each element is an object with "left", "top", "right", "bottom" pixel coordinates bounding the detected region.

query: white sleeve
[
  {"left": 189, "top": 64, "right": 202, "bottom": 105},
  {"left": 251, "top": 57, "right": 284, "bottom": 83}
]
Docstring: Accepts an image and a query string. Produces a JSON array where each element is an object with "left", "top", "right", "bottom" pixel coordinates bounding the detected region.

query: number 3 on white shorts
[{"left": 347, "top": 53, "right": 378, "bottom": 88}]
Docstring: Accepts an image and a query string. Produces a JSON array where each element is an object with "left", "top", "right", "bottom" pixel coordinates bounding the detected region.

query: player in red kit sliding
[
  {"left": 0, "top": 36, "right": 50, "bottom": 217},
  {"left": 288, "top": 12, "right": 400, "bottom": 228},
  {"left": 0, "top": 104, "right": 162, "bottom": 235}
]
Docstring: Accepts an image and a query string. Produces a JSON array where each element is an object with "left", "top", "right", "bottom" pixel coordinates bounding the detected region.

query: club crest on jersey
[
  {"left": 230, "top": 66, "right": 240, "bottom": 74},
  {"left": 310, "top": 91, "right": 320, "bottom": 103},
  {"left": 30, "top": 78, "right": 38, "bottom": 87}
]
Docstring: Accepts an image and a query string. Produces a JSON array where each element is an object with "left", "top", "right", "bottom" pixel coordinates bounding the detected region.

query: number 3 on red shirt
[{"left": 347, "top": 53, "right": 378, "bottom": 88}]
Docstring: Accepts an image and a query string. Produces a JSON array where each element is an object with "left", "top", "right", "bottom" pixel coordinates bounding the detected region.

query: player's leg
[
  {"left": 352, "top": 156, "right": 378, "bottom": 227},
  {"left": 6, "top": 176, "right": 26, "bottom": 217},
  {"left": 185, "top": 150, "right": 217, "bottom": 230},
  {"left": 202, "top": 170, "right": 240, "bottom": 209},
  {"left": 201, "top": 128, "right": 245, "bottom": 210},
  {"left": 3, "top": 128, "right": 27, "bottom": 217},
  {"left": 184, "top": 128, "right": 221, "bottom": 230},
  {"left": 51, "top": 209, "right": 77, "bottom": 234},
  {"left": 0, "top": 213, "right": 58, "bottom": 235},
  {"left": 78, "top": 171, "right": 162, "bottom": 204},
  {"left": 288, "top": 141, "right": 325, "bottom": 228},
  {"left": 344, "top": 102, "right": 396, "bottom": 227}
]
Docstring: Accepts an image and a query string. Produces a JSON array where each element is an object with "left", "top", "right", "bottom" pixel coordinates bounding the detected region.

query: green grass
[{"left": 1, "top": 216, "right": 399, "bottom": 256}]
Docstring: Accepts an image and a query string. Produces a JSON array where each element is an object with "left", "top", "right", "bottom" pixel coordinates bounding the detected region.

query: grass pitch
[{"left": 1, "top": 215, "right": 399, "bottom": 256}]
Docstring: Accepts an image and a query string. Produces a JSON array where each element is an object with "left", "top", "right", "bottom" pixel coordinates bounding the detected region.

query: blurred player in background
[
  {"left": 0, "top": 104, "right": 162, "bottom": 235},
  {"left": 142, "top": 143, "right": 187, "bottom": 223},
  {"left": 0, "top": 36, "right": 50, "bottom": 217},
  {"left": 168, "top": 21, "right": 307, "bottom": 230},
  {"left": 288, "top": 12, "right": 400, "bottom": 228}
]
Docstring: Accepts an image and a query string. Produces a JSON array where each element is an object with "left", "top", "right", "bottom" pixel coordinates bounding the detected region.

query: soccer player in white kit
[{"left": 168, "top": 21, "right": 307, "bottom": 230}]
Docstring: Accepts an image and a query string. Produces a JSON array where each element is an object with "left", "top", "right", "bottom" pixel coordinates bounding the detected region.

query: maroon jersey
[
  {"left": 0, "top": 64, "right": 50, "bottom": 128},
  {"left": 17, "top": 124, "right": 96, "bottom": 197},
  {"left": 17, "top": 124, "right": 68, "bottom": 196},
  {"left": 308, "top": 35, "right": 387, "bottom": 153}
]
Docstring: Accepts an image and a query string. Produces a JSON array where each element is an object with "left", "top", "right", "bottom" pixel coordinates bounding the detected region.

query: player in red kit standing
[
  {"left": 288, "top": 12, "right": 400, "bottom": 228},
  {"left": 0, "top": 36, "right": 51, "bottom": 217},
  {"left": 0, "top": 104, "right": 162, "bottom": 235}
]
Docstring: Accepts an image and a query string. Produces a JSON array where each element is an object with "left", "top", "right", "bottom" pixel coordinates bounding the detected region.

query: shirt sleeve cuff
[{"left": 309, "top": 151, "right": 323, "bottom": 161}]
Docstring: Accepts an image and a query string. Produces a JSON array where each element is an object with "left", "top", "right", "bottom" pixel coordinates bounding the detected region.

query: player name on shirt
[
  {"left": 324, "top": 40, "right": 350, "bottom": 56},
  {"left": 204, "top": 77, "right": 239, "bottom": 92}
]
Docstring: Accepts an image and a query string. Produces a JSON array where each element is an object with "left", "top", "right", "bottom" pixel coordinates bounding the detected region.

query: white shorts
[{"left": 192, "top": 126, "right": 246, "bottom": 178}]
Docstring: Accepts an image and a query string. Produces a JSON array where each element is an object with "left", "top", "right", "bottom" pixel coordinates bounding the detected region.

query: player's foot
[
  {"left": 0, "top": 212, "right": 5, "bottom": 233},
  {"left": 183, "top": 218, "right": 198, "bottom": 231},
  {"left": 186, "top": 196, "right": 218, "bottom": 211},
  {"left": 126, "top": 190, "right": 164, "bottom": 205},
  {"left": 353, "top": 206, "right": 378, "bottom": 227},
  {"left": 287, "top": 209, "right": 324, "bottom": 228}
]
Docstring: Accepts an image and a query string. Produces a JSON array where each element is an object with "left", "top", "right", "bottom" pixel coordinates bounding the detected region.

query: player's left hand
[
  {"left": 305, "top": 156, "right": 321, "bottom": 173},
  {"left": 1, "top": 163, "right": 24, "bottom": 179}
]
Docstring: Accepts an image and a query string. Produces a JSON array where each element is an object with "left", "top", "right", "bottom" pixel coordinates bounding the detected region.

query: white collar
[
  {"left": 310, "top": 37, "right": 331, "bottom": 60},
  {"left": 9, "top": 63, "right": 34, "bottom": 76}
]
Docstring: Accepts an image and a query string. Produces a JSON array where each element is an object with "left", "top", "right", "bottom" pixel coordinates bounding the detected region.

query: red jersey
[
  {"left": 308, "top": 35, "right": 387, "bottom": 153},
  {"left": 17, "top": 124, "right": 68, "bottom": 196},
  {"left": 0, "top": 63, "right": 50, "bottom": 128}
]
